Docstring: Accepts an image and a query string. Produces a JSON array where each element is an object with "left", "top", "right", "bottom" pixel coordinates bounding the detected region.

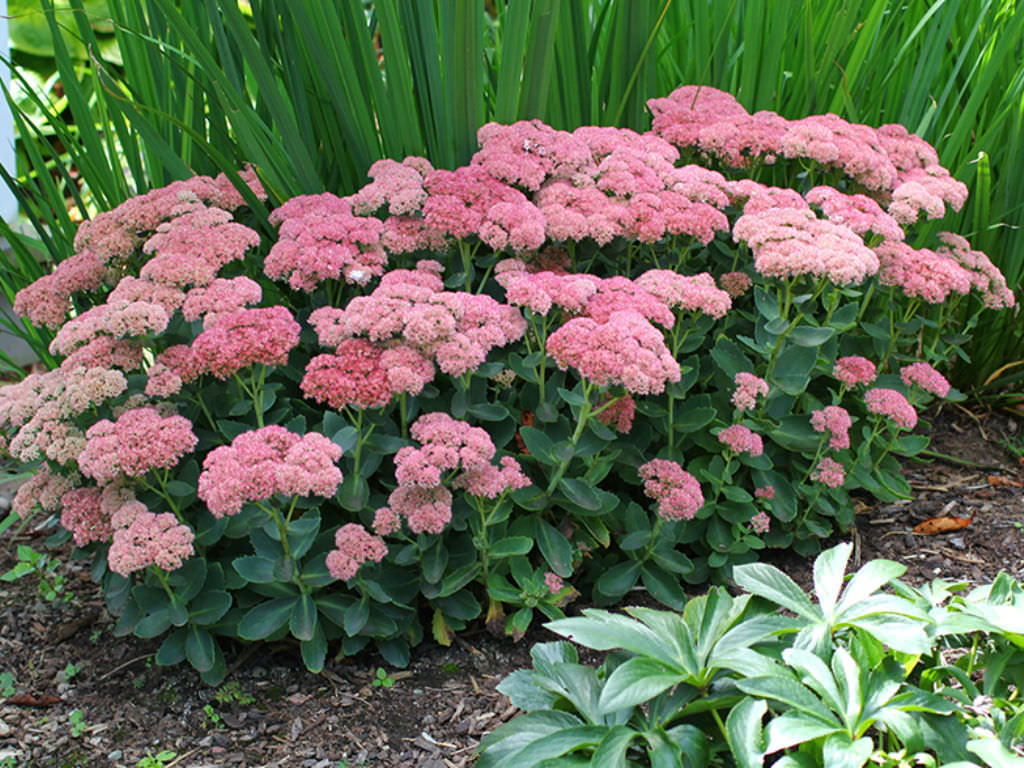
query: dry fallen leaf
[
  {"left": 989, "top": 474, "right": 1023, "bottom": 488},
  {"left": 913, "top": 510, "right": 976, "bottom": 535},
  {"left": 5, "top": 693, "right": 62, "bottom": 707}
]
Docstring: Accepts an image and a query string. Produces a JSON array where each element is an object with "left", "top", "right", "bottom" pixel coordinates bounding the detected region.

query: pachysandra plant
[
  {"left": 0, "top": 86, "right": 1015, "bottom": 680},
  {"left": 477, "top": 544, "right": 1024, "bottom": 768}
]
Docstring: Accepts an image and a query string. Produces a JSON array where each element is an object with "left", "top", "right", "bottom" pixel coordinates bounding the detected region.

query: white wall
[{"left": 0, "top": 0, "right": 14, "bottom": 223}]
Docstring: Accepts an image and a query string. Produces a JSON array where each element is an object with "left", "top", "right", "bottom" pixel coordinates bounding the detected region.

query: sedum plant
[
  {"left": 478, "top": 543, "right": 1024, "bottom": 768},
  {"left": 0, "top": 86, "right": 1015, "bottom": 680}
]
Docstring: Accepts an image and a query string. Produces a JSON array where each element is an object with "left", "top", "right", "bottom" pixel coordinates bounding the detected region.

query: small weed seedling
[
  {"left": 371, "top": 667, "right": 395, "bottom": 688},
  {"left": 62, "top": 662, "right": 81, "bottom": 682},
  {"left": 214, "top": 680, "right": 255, "bottom": 706},
  {"left": 202, "top": 703, "right": 223, "bottom": 729},
  {"left": 136, "top": 750, "right": 177, "bottom": 768},
  {"left": 0, "top": 671, "right": 15, "bottom": 697},
  {"left": 0, "top": 544, "right": 73, "bottom": 603},
  {"left": 68, "top": 709, "right": 87, "bottom": 738}
]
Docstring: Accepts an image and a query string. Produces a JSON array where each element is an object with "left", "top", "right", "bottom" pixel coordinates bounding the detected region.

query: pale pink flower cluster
[
  {"left": 717, "top": 424, "right": 764, "bottom": 457},
  {"left": 12, "top": 466, "right": 77, "bottom": 520},
  {"left": 719, "top": 271, "right": 753, "bottom": 298},
  {"left": 309, "top": 262, "right": 525, "bottom": 378},
  {"left": 60, "top": 487, "right": 111, "bottom": 546},
  {"left": 382, "top": 413, "right": 530, "bottom": 534},
  {"left": 181, "top": 277, "right": 263, "bottom": 326},
  {"left": 888, "top": 167, "right": 968, "bottom": 226},
  {"left": 935, "top": 232, "right": 1016, "bottom": 309},
  {"left": 140, "top": 206, "right": 261, "bottom": 289},
  {"left": 750, "top": 511, "right": 771, "bottom": 534},
  {"left": 301, "top": 338, "right": 433, "bottom": 411},
  {"left": 805, "top": 186, "right": 904, "bottom": 242},
  {"left": 352, "top": 157, "right": 433, "bottom": 216},
  {"left": 731, "top": 372, "right": 769, "bottom": 411},
  {"left": 78, "top": 407, "right": 198, "bottom": 484},
  {"left": 638, "top": 458, "right": 704, "bottom": 521},
  {"left": 198, "top": 426, "right": 343, "bottom": 518},
  {"left": 595, "top": 394, "right": 636, "bottom": 434},
  {"left": 810, "top": 405, "right": 853, "bottom": 450},
  {"left": 733, "top": 206, "right": 880, "bottom": 285},
  {"left": 754, "top": 485, "right": 775, "bottom": 500},
  {"left": 833, "top": 356, "right": 877, "bottom": 386},
  {"left": 473, "top": 120, "right": 594, "bottom": 191},
  {"left": 865, "top": 388, "right": 918, "bottom": 430},
  {"left": 900, "top": 362, "right": 951, "bottom": 398},
  {"left": 108, "top": 507, "right": 195, "bottom": 576},
  {"left": 633, "top": 270, "right": 732, "bottom": 319},
  {"left": 266, "top": 193, "right": 387, "bottom": 291},
  {"left": 546, "top": 310, "right": 681, "bottom": 395},
  {"left": 14, "top": 170, "right": 264, "bottom": 328},
  {"left": 50, "top": 300, "right": 169, "bottom": 363},
  {"left": 544, "top": 572, "right": 565, "bottom": 594},
  {"left": 185, "top": 306, "right": 301, "bottom": 380},
  {"left": 812, "top": 457, "right": 846, "bottom": 488},
  {"left": 874, "top": 241, "right": 973, "bottom": 303},
  {"left": 326, "top": 523, "right": 388, "bottom": 581},
  {"left": 108, "top": 276, "right": 186, "bottom": 317}
]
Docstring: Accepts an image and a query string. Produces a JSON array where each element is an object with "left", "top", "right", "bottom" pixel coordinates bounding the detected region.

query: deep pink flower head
[
  {"left": 546, "top": 310, "right": 681, "bottom": 395},
  {"left": 473, "top": 120, "right": 593, "bottom": 191},
  {"left": 874, "top": 241, "right": 973, "bottom": 304},
  {"left": 806, "top": 186, "right": 904, "bottom": 242},
  {"left": 352, "top": 157, "right": 432, "bottom": 216},
  {"left": 595, "top": 394, "right": 636, "bottom": 434},
  {"left": 60, "top": 487, "right": 111, "bottom": 546},
  {"left": 812, "top": 457, "right": 846, "bottom": 488},
  {"left": 301, "top": 341, "right": 393, "bottom": 411},
  {"left": 453, "top": 455, "right": 531, "bottom": 499},
  {"left": 198, "top": 426, "right": 343, "bottom": 518},
  {"left": 188, "top": 306, "right": 301, "bottom": 379},
  {"left": 810, "top": 405, "right": 853, "bottom": 451},
  {"left": 754, "top": 485, "right": 775, "bottom": 500},
  {"left": 326, "top": 523, "right": 388, "bottom": 581},
  {"left": 79, "top": 407, "right": 197, "bottom": 484},
  {"left": 108, "top": 509, "right": 195, "bottom": 576},
  {"left": 900, "top": 362, "right": 951, "bottom": 398},
  {"left": 638, "top": 458, "right": 704, "bottom": 521},
  {"left": 750, "top": 511, "right": 771, "bottom": 534},
  {"left": 717, "top": 424, "right": 764, "bottom": 457},
  {"left": 833, "top": 356, "right": 877, "bottom": 387},
  {"left": 865, "top": 388, "right": 918, "bottom": 430},
  {"left": 544, "top": 572, "right": 565, "bottom": 594},
  {"left": 731, "top": 372, "right": 769, "bottom": 412},
  {"left": 719, "top": 271, "right": 753, "bottom": 298}
]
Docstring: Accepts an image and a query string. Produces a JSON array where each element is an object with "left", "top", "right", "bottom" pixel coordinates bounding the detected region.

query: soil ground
[{"left": 1, "top": 405, "right": 1022, "bottom": 768}]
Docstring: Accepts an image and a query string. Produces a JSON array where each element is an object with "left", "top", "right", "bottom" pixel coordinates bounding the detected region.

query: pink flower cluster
[
  {"left": 732, "top": 372, "right": 768, "bottom": 411},
  {"left": 181, "top": 277, "right": 263, "bottom": 326},
  {"left": 812, "top": 457, "right": 846, "bottom": 488},
  {"left": 50, "top": 300, "right": 169, "bottom": 368},
  {"left": 14, "top": 169, "right": 264, "bottom": 329},
  {"left": 60, "top": 487, "right": 111, "bottom": 546},
  {"left": 325, "top": 523, "right": 388, "bottom": 581},
  {"left": 12, "top": 466, "right": 78, "bottom": 520},
  {"left": 595, "top": 394, "right": 636, "bottom": 434},
  {"left": 750, "top": 511, "right": 771, "bottom": 534},
  {"left": 107, "top": 504, "right": 195, "bottom": 576},
  {"left": 717, "top": 424, "right": 764, "bottom": 457},
  {"left": 935, "top": 232, "right": 1016, "bottom": 309},
  {"left": 267, "top": 193, "right": 387, "bottom": 291},
  {"left": 198, "top": 426, "right": 343, "bottom": 518},
  {"left": 874, "top": 241, "right": 973, "bottom": 304},
  {"left": 733, "top": 205, "right": 880, "bottom": 286},
  {"left": 78, "top": 407, "right": 198, "bottom": 484},
  {"left": 810, "top": 405, "right": 853, "bottom": 450},
  {"left": 546, "top": 311, "right": 681, "bottom": 395},
  {"left": 309, "top": 262, "right": 525, "bottom": 378},
  {"left": 900, "top": 362, "right": 951, "bottom": 398},
  {"left": 638, "top": 458, "right": 704, "bottom": 521},
  {"left": 833, "top": 356, "right": 877, "bottom": 387},
  {"left": 301, "top": 338, "right": 433, "bottom": 411},
  {"left": 865, "top": 388, "right": 918, "bottom": 430},
  {"left": 380, "top": 413, "right": 530, "bottom": 534}
]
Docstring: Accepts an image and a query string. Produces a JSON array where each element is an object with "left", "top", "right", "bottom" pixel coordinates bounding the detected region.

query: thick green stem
[{"left": 545, "top": 380, "right": 594, "bottom": 494}]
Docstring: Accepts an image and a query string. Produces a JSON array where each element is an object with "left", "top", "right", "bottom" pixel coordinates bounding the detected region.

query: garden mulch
[{"left": 0, "top": 405, "right": 1022, "bottom": 768}]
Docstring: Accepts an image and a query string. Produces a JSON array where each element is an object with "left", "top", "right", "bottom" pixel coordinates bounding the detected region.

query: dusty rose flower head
[
  {"left": 806, "top": 185, "right": 904, "bottom": 242},
  {"left": 12, "top": 467, "right": 78, "bottom": 520},
  {"left": 595, "top": 394, "right": 636, "bottom": 434},
  {"left": 60, "top": 487, "right": 111, "bottom": 546},
  {"left": 78, "top": 407, "right": 197, "bottom": 484},
  {"left": 198, "top": 426, "right": 343, "bottom": 518},
  {"left": 812, "top": 457, "right": 846, "bottom": 488},
  {"left": 634, "top": 270, "right": 731, "bottom": 319},
  {"left": 108, "top": 509, "right": 195, "bottom": 576},
  {"left": 810, "top": 405, "right": 853, "bottom": 451},
  {"left": 750, "top": 511, "right": 771, "bottom": 534},
  {"left": 900, "top": 362, "right": 951, "bottom": 398},
  {"left": 546, "top": 310, "right": 681, "bottom": 395},
  {"left": 453, "top": 455, "right": 531, "bottom": 499},
  {"left": 754, "top": 485, "right": 775, "bottom": 500},
  {"left": 372, "top": 507, "right": 402, "bottom": 536},
  {"left": 387, "top": 484, "right": 452, "bottom": 535},
  {"left": 732, "top": 372, "right": 769, "bottom": 412},
  {"left": 717, "top": 424, "right": 764, "bottom": 457},
  {"left": 544, "top": 572, "right": 565, "bottom": 594},
  {"left": 833, "top": 356, "right": 877, "bottom": 387},
  {"left": 301, "top": 341, "right": 393, "bottom": 411},
  {"left": 352, "top": 157, "right": 432, "bottom": 216},
  {"left": 638, "top": 458, "right": 704, "bottom": 521},
  {"left": 874, "top": 240, "right": 973, "bottom": 304},
  {"left": 719, "top": 271, "right": 753, "bottom": 298},
  {"left": 181, "top": 277, "right": 262, "bottom": 325},
  {"left": 188, "top": 306, "right": 301, "bottom": 380},
  {"left": 326, "top": 523, "right": 388, "bottom": 582},
  {"left": 935, "top": 232, "right": 1016, "bottom": 309},
  {"left": 865, "top": 388, "right": 918, "bottom": 430}
]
